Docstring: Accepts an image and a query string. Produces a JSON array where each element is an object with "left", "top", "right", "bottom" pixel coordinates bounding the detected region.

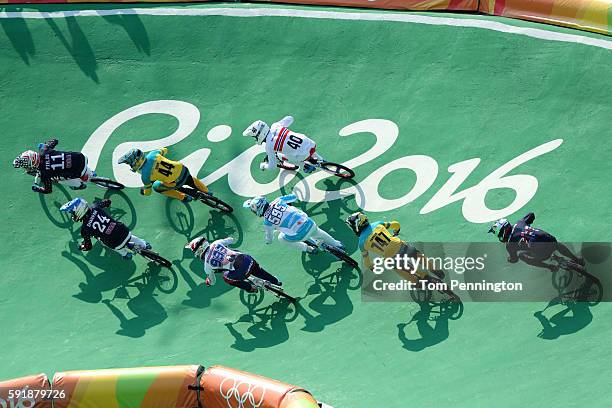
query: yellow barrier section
[
  {"left": 479, "top": 0, "right": 612, "bottom": 36},
  {"left": 52, "top": 365, "right": 201, "bottom": 408}
]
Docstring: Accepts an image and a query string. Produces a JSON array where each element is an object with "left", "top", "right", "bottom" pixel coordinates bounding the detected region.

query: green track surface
[{"left": 1, "top": 4, "right": 612, "bottom": 407}]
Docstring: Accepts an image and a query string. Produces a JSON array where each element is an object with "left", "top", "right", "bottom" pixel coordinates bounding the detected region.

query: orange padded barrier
[{"left": 0, "top": 373, "right": 52, "bottom": 408}]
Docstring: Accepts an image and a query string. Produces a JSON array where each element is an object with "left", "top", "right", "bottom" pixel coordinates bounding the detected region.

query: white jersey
[
  {"left": 262, "top": 194, "right": 315, "bottom": 242},
  {"left": 202, "top": 237, "right": 239, "bottom": 285},
  {"left": 263, "top": 116, "right": 317, "bottom": 170}
]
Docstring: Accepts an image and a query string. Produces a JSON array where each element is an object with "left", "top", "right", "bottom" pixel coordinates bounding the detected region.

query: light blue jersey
[{"left": 263, "top": 194, "right": 314, "bottom": 242}]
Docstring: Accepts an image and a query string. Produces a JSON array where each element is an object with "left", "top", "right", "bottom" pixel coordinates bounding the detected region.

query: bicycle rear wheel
[
  {"left": 90, "top": 177, "right": 125, "bottom": 190},
  {"left": 140, "top": 249, "right": 172, "bottom": 268},
  {"left": 320, "top": 161, "right": 355, "bottom": 179}
]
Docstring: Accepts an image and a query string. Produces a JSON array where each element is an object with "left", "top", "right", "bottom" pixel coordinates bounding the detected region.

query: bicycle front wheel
[
  {"left": 140, "top": 249, "right": 172, "bottom": 268},
  {"left": 90, "top": 177, "right": 125, "bottom": 190},
  {"left": 326, "top": 246, "right": 359, "bottom": 268},
  {"left": 320, "top": 161, "right": 355, "bottom": 179}
]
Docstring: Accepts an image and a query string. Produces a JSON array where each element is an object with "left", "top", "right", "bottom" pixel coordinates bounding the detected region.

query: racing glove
[{"left": 79, "top": 240, "right": 93, "bottom": 251}]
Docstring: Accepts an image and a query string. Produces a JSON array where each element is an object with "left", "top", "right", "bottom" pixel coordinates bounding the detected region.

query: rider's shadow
[
  {"left": 397, "top": 302, "right": 450, "bottom": 351},
  {"left": 224, "top": 299, "right": 294, "bottom": 352},
  {"left": 533, "top": 299, "right": 593, "bottom": 340},
  {"left": 38, "top": 184, "right": 73, "bottom": 229},
  {"left": 295, "top": 178, "right": 360, "bottom": 258},
  {"left": 62, "top": 241, "right": 137, "bottom": 303},
  {"left": 165, "top": 201, "right": 244, "bottom": 247},
  {"left": 173, "top": 253, "right": 234, "bottom": 309},
  {"left": 102, "top": 263, "right": 168, "bottom": 338},
  {"left": 100, "top": 189, "right": 138, "bottom": 230},
  {"left": 534, "top": 270, "right": 599, "bottom": 339},
  {"left": 297, "top": 264, "right": 358, "bottom": 333}
]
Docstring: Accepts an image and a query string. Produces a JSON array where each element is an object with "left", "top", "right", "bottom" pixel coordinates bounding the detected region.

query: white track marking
[{"left": 0, "top": 7, "right": 611, "bottom": 51}]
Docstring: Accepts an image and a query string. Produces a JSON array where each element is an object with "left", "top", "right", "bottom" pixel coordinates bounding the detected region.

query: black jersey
[
  {"left": 39, "top": 149, "right": 86, "bottom": 180},
  {"left": 34, "top": 140, "right": 87, "bottom": 193},
  {"left": 80, "top": 200, "right": 130, "bottom": 249},
  {"left": 506, "top": 213, "right": 557, "bottom": 259}
]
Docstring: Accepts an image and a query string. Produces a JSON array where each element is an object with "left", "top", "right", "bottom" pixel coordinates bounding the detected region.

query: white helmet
[
  {"left": 243, "top": 120, "right": 270, "bottom": 145},
  {"left": 242, "top": 196, "right": 268, "bottom": 217},
  {"left": 185, "top": 236, "right": 210, "bottom": 259},
  {"left": 60, "top": 197, "right": 90, "bottom": 222},
  {"left": 13, "top": 150, "right": 40, "bottom": 172},
  {"left": 488, "top": 218, "right": 512, "bottom": 242}
]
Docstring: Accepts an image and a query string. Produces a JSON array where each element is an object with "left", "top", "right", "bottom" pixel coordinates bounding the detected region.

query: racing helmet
[
  {"left": 118, "top": 148, "right": 145, "bottom": 172},
  {"left": 242, "top": 120, "right": 270, "bottom": 145},
  {"left": 60, "top": 197, "right": 90, "bottom": 222},
  {"left": 346, "top": 212, "right": 370, "bottom": 236},
  {"left": 13, "top": 150, "right": 40, "bottom": 172},
  {"left": 185, "top": 236, "right": 210, "bottom": 259},
  {"left": 488, "top": 218, "right": 512, "bottom": 242},
  {"left": 243, "top": 196, "right": 269, "bottom": 217}
]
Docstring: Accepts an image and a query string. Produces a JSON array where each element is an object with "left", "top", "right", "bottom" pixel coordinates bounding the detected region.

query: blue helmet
[
  {"left": 243, "top": 196, "right": 268, "bottom": 217},
  {"left": 118, "top": 148, "right": 145, "bottom": 172},
  {"left": 60, "top": 197, "right": 90, "bottom": 221}
]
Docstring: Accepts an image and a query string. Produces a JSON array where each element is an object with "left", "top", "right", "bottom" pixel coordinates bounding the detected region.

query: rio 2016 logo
[{"left": 82, "top": 100, "right": 563, "bottom": 223}]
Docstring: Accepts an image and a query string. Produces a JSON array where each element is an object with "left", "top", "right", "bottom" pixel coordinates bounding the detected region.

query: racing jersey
[
  {"left": 506, "top": 212, "right": 556, "bottom": 259},
  {"left": 358, "top": 221, "right": 403, "bottom": 269},
  {"left": 262, "top": 194, "right": 314, "bottom": 242},
  {"left": 80, "top": 199, "right": 131, "bottom": 249},
  {"left": 263, "top": 116, "right": 317, "bottom": 170},
  {"left": 140, "top": 148, "right": 185, "bottom": 194},
  {"left": 36, "top": 140, "right": 87, "bottom": 193},
  {"left": 202, "top": 237, "right": 241, "bottom": 285}
]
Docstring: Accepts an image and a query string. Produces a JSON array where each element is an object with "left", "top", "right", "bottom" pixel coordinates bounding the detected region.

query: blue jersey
[{"left": 263, "top": 194, "right": 314, "bottom": 242}]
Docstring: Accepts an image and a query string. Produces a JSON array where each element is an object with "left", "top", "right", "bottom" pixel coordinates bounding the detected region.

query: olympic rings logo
[{"left": 219, "top": 377, "right": 267, "bottom": 408}]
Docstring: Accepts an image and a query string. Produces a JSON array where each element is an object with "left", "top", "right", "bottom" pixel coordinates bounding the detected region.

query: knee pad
[{"left": 153, "top": 180, "right": 167, "bottom": 192}]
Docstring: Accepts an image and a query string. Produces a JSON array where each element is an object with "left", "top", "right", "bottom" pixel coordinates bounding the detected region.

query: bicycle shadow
[
  {"left": 45, "top": 16, "right": 99, "bottom": 83},
  {"left": 38, "top": 184, "right": 74, "bottom": 229},
  {"left": 102, "top": 262, "right": 168, "bottom": 338},
  {"left": 397, "top": 301, "right": 455, "bottom": 351},
  {"left": 62, "top": 240, "right": 137, "bottom": 304},
  {"left": 0, "top": 7, "right": 36, "bottom": 65},
  {"left": 225, "top": 298, "right": 297, "bottom": 352},
  {"left": 297, "top": 262, "right": 360, "bottom": 333},
  {"left": 100, "top": 13, "right": 150, "bottom": 55},
  {"left": 533, "top": 300, "right": 593, "bottom": 340},
  {"left": 534, "top": 271, "right": 601, "bottom": 340},
  {"left": 99, "top": 190, "right": 138, "bottom": 230},
  {"left": 165, "top": 202, "right": 244, "bottom": 247},
  {"left": 173, "top": 254, "right": 234, "bottom": 309}
]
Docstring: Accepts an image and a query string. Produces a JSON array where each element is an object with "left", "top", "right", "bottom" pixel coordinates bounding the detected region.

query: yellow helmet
[{"left": 345, "top": 212, "right": 369, "bottom": 236}]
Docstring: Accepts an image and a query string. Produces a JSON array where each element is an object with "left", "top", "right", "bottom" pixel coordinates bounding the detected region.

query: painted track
[{"left": 1, "top": 4, "right": 612, "bottom": 407}]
